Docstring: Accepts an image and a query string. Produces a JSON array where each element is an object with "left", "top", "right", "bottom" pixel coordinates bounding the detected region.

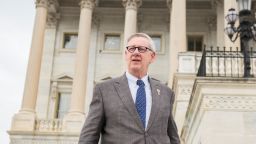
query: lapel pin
[{"left": 157, "top": 89, "right": 160, "bottom": 95}]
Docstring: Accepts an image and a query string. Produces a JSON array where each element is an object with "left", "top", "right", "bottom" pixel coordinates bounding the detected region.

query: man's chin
[
  {"left": 130, "top": 65, "right": 141, "bottom": 70},
  {"left": 129, "top": 66, "right": 143, "bottom": 73}
]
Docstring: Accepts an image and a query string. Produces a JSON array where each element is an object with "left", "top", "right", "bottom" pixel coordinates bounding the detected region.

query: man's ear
[{"left": 150, "top": 52, "right": 156, "bottom": 63}]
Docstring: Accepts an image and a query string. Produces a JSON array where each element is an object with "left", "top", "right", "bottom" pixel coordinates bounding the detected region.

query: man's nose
[{"left": 134, "top": 48, "right": 140, "bottom": 53}]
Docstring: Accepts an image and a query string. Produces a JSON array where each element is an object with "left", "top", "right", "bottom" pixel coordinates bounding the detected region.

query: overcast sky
[{"left": 0, "top": 0, "right": 35, "bottom": 143}]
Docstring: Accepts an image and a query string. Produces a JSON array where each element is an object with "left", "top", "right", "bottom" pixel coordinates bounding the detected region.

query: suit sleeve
[
  {"left": 78, "top": 84, "right": 105, "bottom": 144},
  {"left": 167, "top": 89, "right": 181, "bottom": 144}
]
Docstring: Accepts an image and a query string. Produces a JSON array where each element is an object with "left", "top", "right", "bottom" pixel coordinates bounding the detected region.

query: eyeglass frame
[{"left": 126, "top": 46, "right": 154, "bottom": 53}]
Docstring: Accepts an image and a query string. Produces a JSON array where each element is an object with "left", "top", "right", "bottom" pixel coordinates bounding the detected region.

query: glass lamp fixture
[
  {"left": 225, "top": 8, "right": 238, "bottom": 26},
  {"left": 224, "top": 24, "right": 236, "bottom": 39}
]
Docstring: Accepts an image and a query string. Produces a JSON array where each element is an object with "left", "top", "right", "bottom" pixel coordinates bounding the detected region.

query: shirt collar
[{"left": 125, "top": 71, "right": 149, "bottom": 86}]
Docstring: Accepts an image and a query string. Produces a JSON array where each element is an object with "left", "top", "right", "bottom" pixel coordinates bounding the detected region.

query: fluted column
[
  {"left": 167, "top": 0, "right": 186, "bottom": 88},
  {"left": 122, "top": 0, "right": 142, "bottom": 70},
  {"left": 63, "top": 0, "right": 95, "bottom": 132},
  {"left": 10, "top": 0, "right": 48, "bottom": 131},
  {"left": 224, "top": 0, "right": 240, "bottom": 50}
]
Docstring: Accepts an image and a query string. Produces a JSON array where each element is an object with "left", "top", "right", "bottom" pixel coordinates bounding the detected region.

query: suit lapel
[
  {"left": 146, "top": 78, "right": 161, "bottom": 131},
  {"left": 114, "top": 74, "right": 145, "bottom": 130}
]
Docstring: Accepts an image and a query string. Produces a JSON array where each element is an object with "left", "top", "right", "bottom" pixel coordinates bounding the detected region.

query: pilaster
[
  {"left": 206, "top": 16, "right": 216, "bottom": 46},
  {"left": 214, "top": 0, "right": 224, "bottom": 48}
]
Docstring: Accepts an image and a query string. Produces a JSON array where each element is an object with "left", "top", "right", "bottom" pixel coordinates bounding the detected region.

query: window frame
[
  {"left": 187, "top": 35, "right": 204, "bottom": 52},
  {"left": 50, "top": 75, "right": 73, "bottom": 119},
  {"left": 147, "top": 32, "right": 165, "bottom": 54},
  {"left": 59, "top": 31, "right": 78, "bottom": 53},
  {"left": 55, "top": 91, "right": 71, "bottom": 119},
  {"left": 99, "top": 31, "right": 123, "bottom": 54}
]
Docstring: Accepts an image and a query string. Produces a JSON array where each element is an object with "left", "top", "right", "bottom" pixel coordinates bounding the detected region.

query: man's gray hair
[{"left": 127, "top": 33, "right": 156, "bottom": 52}]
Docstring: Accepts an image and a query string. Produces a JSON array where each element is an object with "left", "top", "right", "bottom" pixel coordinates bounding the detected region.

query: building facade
[{"left": 8, "top": 0, "right": 256, "bottom": 144}]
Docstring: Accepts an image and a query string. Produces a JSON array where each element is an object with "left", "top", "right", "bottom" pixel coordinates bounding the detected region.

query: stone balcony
[
  {"left": 8, "top": 119, "right": 80, "bottom": 144},
  {"left": 180, "top": 78, "right": 256, "bottom": 144},
  {"left": 175, "top": 50, "right": 256, "bottom": 144},
  {"left": 35, "top": 119, "right": 63, "bottom": 132}
]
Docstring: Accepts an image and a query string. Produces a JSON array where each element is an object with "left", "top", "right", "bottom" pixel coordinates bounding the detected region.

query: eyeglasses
[{"left": 126, "top": 46, "right": 153, "bottom": 53}]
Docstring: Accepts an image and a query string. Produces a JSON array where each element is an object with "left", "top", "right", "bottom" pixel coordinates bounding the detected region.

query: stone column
[
  {"left": 63, "top": 0, "right": 95, "bottom": 132},
  {"left": 224, "top": 0, "right": 240, "bottom": 51},
  {"left": 10, "top": 0, "right": 48, "bottom": 131},
  {"left": 167, "top": 0, "right": 186, "bottom": 88},
  {"left": 122, "top": 0, "right": 142, "bottom": 70}
]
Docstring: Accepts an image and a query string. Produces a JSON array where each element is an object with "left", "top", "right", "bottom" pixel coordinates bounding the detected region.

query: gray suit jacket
[{"left": 78, "top": 74, "right": 180, "bottom": 144}]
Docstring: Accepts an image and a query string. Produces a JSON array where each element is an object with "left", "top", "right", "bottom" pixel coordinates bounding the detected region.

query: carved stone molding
[
  {"left": 178, "top": 85, "right": 192, "bottom": 100},
  {"left": 35, "top": 0, "right": 49, "bottom": 8},
  {"left": 122, "top": 0, "right": 142, "bottom": 10},
  {"left": 48, "top": 0, "right": 59, "bottom": 13},
  {"left": 46, "top": 12, "right": 60, "bottom": 28},
  {"left": 80, "top": 0, "right": 96, "bottom": 10},
  {"left": 202, "top": 95, "right": 256, "bottom": 111}
]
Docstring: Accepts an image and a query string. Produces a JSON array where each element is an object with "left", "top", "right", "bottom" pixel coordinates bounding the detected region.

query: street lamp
[{"left": 224, "top": 0, "right": 254, "bottom": 77}]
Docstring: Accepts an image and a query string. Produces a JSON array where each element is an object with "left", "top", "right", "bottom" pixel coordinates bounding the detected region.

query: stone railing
[
  {"left": 197, "top": 49, "right": 256, "bottom": 77},
  {"left": 35, "top": 119, "right": 63, "bottom": 132},
  {"left": 178, "top": 52, "right": 202, "bottom": 73},
  {"left": 178, "top": 51, "right": 256, "bottom": 77}
]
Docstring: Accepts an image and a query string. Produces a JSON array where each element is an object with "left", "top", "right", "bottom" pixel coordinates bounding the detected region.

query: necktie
[{"left": 136, "top": 79, "right": 146, "bottom": 128}]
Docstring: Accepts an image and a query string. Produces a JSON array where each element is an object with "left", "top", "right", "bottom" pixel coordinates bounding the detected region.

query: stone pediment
[{"left": 52, "top": 73, "right": 73, "bottom": 81}]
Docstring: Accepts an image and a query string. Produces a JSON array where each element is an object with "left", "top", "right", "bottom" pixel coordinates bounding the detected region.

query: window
[
  {"left": 50, "top": 75, "right": 72, "bottom": 119},
  {"left": 63, "top": 33, "right": 78, "bottom": 49},
  {"left": 56, "top": 92, "right": 71, "bottom": 119},
  {"left": 151, "top": 35, "right": 162, "bottom": 52},
  {"left": 103, "top": 34, "right": 121, "bottom": 51},
  {"left": 187, "top": 36, "right": 203, "bottom": 52}
]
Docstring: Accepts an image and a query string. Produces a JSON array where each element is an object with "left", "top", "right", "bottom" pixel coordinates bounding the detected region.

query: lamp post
[{"left": 224, "top": 0, "right": 254, "bottom": 77}]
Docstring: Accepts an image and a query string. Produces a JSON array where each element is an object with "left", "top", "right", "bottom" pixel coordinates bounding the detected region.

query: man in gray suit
[{"left": 79, "top": 33, "right": 180, "bottom": 144}]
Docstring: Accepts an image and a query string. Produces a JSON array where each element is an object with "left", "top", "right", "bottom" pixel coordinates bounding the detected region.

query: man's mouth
[{"left": 132, "top": 59, "right": 141, "bottom": 62}]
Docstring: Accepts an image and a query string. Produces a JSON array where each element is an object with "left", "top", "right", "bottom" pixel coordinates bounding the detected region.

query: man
[{"left": 78, "top": 33, "right": 180, "bottom": 144}]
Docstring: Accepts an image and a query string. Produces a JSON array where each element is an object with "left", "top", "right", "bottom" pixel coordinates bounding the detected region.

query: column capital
[
  {"left": 35, "top": 0, "right": 49, "bottom": 8},
  {"left": 212, "top": 0, "right": 223, "bottom": 9},
  {"left": 79, "top": 0, "right": 96, "bottom": 10},
  {"left": 46, "top": 0, "right": 60, "bottom": 28},
  {"left": 122, "top": 0, "right": 142, "bottom": 10},
  {"left": 46, "top": 12, "right": 60, "bottom": 28},
  {"left": 48, "top": 0, "right": 59, "bottom": 13},
  {"left": 166, "top": 0, "right": 172, "bottom": 9}
]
